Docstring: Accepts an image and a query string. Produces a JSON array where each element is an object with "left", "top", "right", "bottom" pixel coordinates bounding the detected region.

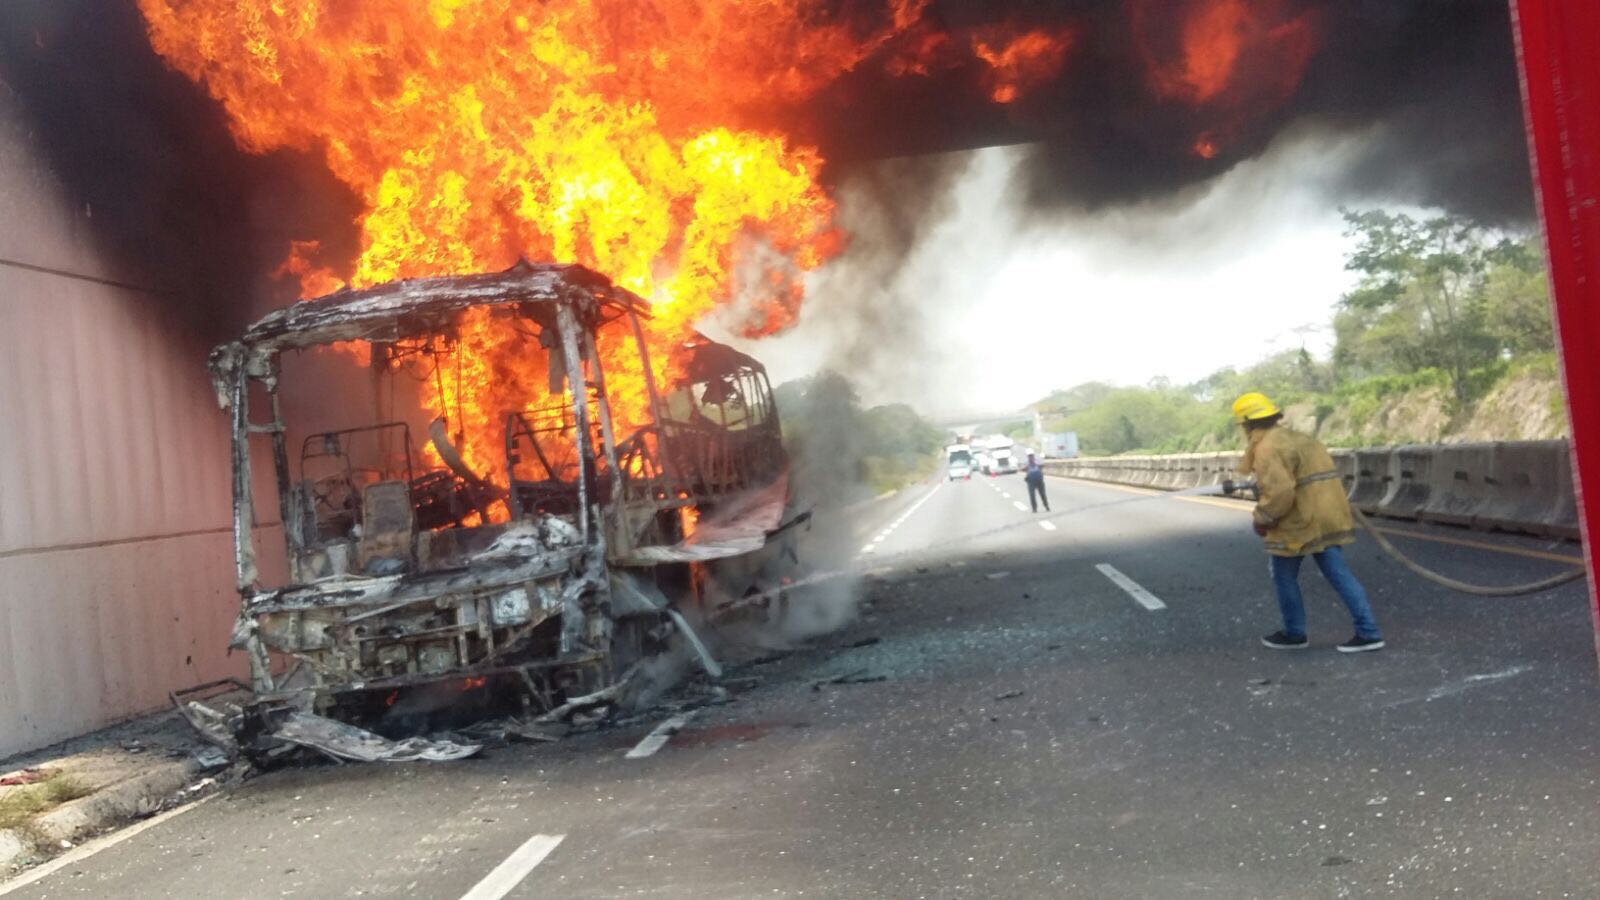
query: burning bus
[{"left": 193, "top": 261, "right": 803, "bottom": 756}]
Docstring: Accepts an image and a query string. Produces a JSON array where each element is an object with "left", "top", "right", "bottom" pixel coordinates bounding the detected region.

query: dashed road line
[
  {"left": 625, "top": 712, "right": 695, "bottom": 759},
  {"left": 1012, "top": 501, "right": 1028, "bottom": 512},
  {"left": 459, "top": 834, "right": 566, "bottom": 900},
  {"left": 1095, "top": 563, "right": 1167, "bottom": 611},
  {"left": 858, "top": 481, "right": 944, "bottom": 557},
  {"left": 1039, "top": 521, "right": 1057, "bottom": 531}
]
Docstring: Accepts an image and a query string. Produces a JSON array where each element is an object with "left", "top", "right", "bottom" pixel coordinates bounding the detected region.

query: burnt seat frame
[{"left": 209, "top": 262, "right": 653, "bottom": 698}]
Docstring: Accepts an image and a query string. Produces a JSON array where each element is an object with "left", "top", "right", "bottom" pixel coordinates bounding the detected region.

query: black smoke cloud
[
  {"left": 0, "top": 0, "right": 360, "bottom": 342},
  {"left": 0, "top": 0, "right": 1531, "bottom": 340},
  {"left": 803, "top": 0, "right": 1532, "bottom": 223}
]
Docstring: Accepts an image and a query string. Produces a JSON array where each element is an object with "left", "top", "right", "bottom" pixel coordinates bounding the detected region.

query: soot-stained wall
[{"left": 0, "top": 92, "right": 254, "bottom": 757}]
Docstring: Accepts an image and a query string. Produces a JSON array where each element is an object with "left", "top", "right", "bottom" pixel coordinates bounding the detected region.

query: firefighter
[{"left": 1233, "top": 392, "right": 1385, "bottom": 653}]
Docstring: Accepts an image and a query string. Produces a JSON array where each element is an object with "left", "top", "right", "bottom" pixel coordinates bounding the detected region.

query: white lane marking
[
  {"left": 0, "top": 796, "right": 215, "bottom": 896},
  {"left": 858, "top": 481, "right": 944, "bottom": 557},
  {"left": 459, "top": 834, "right": 566, "bottom": 900},
  {"left": 1039, "top": 521, "right": 1057, "bottom": 531},
  {"left": 1095, "top": 563, "right": 1167, "bottom": 611},
  {"left": 1423, "top": 665, "right": 1533, "bottom": 703},
  {"left": 626, "top": 712, "right": 696, "bottom": 759},
  {"left": 1000, "top": 492, "right": 1012, "bottom": 499},
  {"left": 1012, "top": 501, "right": 1028, "bottom": 512}
]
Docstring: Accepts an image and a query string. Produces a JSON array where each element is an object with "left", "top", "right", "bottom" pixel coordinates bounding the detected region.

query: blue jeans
[{"left": 1269, "top": 546, "right": 1381, "bottom": 640}]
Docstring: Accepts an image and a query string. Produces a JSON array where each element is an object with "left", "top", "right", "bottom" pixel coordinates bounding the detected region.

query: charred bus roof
[{"left": 226, "top": 261, "right": 649, "bottom": 354}]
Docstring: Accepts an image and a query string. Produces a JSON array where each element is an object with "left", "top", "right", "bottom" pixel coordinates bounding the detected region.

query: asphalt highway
[{"left": 7, "top": 474, "right": 1599, "bottom": 898}]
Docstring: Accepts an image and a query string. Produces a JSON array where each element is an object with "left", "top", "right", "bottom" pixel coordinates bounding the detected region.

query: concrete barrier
[
  {"left": 1156, "top": 456, "right": 1185, "bottom": 490},
  {"left": 1347, "top": 448, "right": 1395, "bottom": 513},
  {"left": 1378, "top": 444, "right": 1436, "bottom": 520},
  {"left": 1332, "top": 450, "right": 1356, "bottom": 497},
  {"left": 1198, "top": 452, "right": 1239, "bottom": 487},
  {"left": 1417, "top": 442, "right": 1498, "bottom": 528},
  {"left": 1480, "top": 440, "right": 1581, "bottom": 539},
  {"left": 1043, "top": 440, "right": 1579, "bottom": 539}
]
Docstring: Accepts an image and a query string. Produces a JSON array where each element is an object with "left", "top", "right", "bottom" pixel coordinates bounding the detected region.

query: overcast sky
[{"left": 720, "top": 127, "right": 1395, "bottom": 420}]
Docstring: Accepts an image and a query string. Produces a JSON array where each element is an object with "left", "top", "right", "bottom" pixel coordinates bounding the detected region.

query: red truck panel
[{"left": 1510, "top": 0, "right": 1600, "bottom": 663}]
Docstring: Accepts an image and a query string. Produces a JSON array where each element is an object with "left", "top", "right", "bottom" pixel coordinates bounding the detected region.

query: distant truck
[
  {"left": 946, "top": 444, "right": 975, "bottom": 481},
  {"left": 977, "top": 436, "right": 1017, "bottom": 475},
  {"left": 1041, "top": 432, "right": 1080, "bottom": 459}
]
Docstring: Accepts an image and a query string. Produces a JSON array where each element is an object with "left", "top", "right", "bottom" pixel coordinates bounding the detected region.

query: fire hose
[
  {"left": 1221, "top": 480, "right": 1587, "bottom": 597},
  {"left": 1348, "top": 506, "right": 1586, "bottom": 597}
]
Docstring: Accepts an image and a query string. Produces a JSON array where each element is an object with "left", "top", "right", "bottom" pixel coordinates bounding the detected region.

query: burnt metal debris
[{"left": 196, "top": 261, "right": 805, "bottom": 764}]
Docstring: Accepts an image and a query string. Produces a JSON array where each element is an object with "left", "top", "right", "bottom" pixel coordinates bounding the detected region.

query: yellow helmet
[{"left": 1231, "top": 392, "right": 1281, "bottom": 424}]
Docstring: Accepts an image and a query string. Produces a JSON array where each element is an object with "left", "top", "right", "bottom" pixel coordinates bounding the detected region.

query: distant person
[
  {"left": 1233, "top": 392, "right": 1384, "bottom": 653},
  {"left": 1023, "top": 453, "right": 1050, "bottom": 512}
]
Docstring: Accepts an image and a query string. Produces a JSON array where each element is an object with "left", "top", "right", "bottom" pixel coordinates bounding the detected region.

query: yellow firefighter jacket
[{"left": 1238, "top": 425, "right": 1356, "bottom": 557}]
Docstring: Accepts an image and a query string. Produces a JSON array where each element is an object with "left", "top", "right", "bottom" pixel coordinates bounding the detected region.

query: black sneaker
[
  {"left": 1337, "top": 636, "right": 1386, "bottom": 653},
  {"left": 1260, "top": 631, "right": 1309, "bottom": 650}
]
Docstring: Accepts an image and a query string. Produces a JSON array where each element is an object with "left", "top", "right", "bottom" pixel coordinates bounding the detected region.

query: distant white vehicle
[
  {"left": 978, "top": 436, "right": 1017, "bottom": 475},
  {"left": 963, "top": 435, "right": 1017, "bottom": 475},
  {"left": 1042, "top": 432, "right": 1080, "bottom": 459},
  {"left": 946, "top": 444, "right": 974, "bottom": 481}
]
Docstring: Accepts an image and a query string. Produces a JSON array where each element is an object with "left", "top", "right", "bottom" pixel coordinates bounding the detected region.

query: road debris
[
  {"left": 459, "top": 718, "right": 566, "bottom": 744},
  {"left": 811, "top": 671, "right": 888, "bottom": 691},
  {"left": 532, "top": 667, "right": 640, "bottom": 725},
  {"left": 272, "top": 712, "right": 481, "bottom": 763},
  {"left": 0, "top": 769, "right": 50, "bottom": 787},
  {"left": 192, "top": 748, "right": 231, "bottom": 771},
  {"left": 994, "top": 690, "right": 1025, "bottom": 701}
]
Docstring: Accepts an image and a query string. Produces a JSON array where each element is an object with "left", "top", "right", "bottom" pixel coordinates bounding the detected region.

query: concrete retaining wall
[
  {"left": 0, "top": 93, "right": 247, "bottom": 757},
  {"left": 1041, "top": 440, "right": 1579, "bottom": 539}
]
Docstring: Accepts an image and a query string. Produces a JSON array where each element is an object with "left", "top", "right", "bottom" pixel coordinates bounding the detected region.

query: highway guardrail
[{"left": 1040, "top": 440, "right": 1579, "bottom": 539}]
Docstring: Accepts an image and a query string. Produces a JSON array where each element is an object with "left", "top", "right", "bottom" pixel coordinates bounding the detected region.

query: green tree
[
  {"left": 1053, "top": 383, "right": 1212, "bottom": 454},
  {"left": 1336, "top": 210, "right": 1502, "bottom": 403},
  {"left": 1481, "top": 238, "right": 1554, "bottom": 356}
]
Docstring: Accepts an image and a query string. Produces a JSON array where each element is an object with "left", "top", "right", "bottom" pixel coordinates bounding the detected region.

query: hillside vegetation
[{"left": 1027, "top": 210, "right": 1567, "bottom": 455}]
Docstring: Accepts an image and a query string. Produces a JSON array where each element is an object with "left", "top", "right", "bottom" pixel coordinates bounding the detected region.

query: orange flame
[
  {"left": 136, "top": 2, "right": 1061, "bottom": 481},
  {"left": 1134, "top": 0, "right": 1317, "bottom": 158},
  {"left": 971, "top": 26, "right": 1074, "bottom": 105},
  {"left": 274, "top": 239, "right": 344, "bottom": 298}
]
